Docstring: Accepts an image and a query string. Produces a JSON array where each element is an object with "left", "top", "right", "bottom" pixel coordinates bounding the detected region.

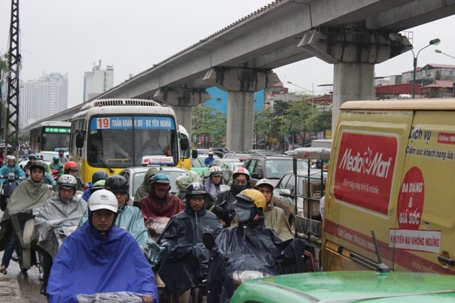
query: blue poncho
[{"left": 47, "top": 221, "right": 158, "bottom": 303}]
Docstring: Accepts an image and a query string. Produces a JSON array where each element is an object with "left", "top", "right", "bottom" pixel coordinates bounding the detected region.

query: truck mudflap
[{"left": 296, "top": 215, "right": 322, "bottom": 270}]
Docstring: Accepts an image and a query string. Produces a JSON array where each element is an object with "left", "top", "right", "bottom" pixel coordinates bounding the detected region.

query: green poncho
[{"left": 133, "top": 167, "right": 158, "bottom": 204}]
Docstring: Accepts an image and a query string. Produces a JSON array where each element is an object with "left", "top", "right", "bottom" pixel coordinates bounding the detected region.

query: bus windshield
[
  {"left": 87, "top": 115, "right": 178, "bottom": 168},
  {"left": 41, "top": 130, "right": 71, "bottom": 151}
]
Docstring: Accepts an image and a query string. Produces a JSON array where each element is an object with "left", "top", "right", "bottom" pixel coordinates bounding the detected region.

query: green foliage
[
  {"left": 192, "top": 105, "right": 226, "bottom": 146},
  {"left": 192, "top": 100, "right": 332, "bottom": 149},
  {"left": 0, "top": 54, "right": 7, "bottom": 74}
]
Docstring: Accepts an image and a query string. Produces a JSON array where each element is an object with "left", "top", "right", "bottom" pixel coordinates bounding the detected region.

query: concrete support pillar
[
  {"left": 332, "top": 63, "right": 375, "bottom": 134},
  {"left": 153, "top": 88, "right": 210, "bottom": 139},
  {"left": 299, "top": 29, "right": 412, "bottom": 136},
  {"left": 226, "top": 91, "right": 255, "bottom": 152},
  {"left": 204, "top": 68, "right": 280, "bottom": 151}
]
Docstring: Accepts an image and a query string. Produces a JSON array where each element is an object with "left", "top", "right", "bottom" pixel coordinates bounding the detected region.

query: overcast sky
[{"left": 1, "top": 0, "right": 455, "bottom": 107}]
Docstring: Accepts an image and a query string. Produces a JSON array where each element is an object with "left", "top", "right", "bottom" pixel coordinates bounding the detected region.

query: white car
[{"left": 19, "top": 151, "right": 69, "bottom": 169}]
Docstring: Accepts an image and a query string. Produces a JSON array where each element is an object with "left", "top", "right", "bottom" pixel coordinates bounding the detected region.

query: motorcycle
[
  {"left": 10, "top": 207, "right": 42, "bottom": 274},
  {"left": 0, "top": 172, "right": 24, "bottom": 212},
  {"left": 51, "top": 169, "right": 60, "bottom": 182}
]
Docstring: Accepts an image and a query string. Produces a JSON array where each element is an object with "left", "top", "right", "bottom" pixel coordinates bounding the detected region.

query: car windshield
[
  {"left": 265, "top": 159, "right": 308, "bottom": 179},
  {"left": 40, "top": 152, "right": 58, "bottom": 162},
  {"left": 192, "top": 158, "right": 205, "bottom": 168}
]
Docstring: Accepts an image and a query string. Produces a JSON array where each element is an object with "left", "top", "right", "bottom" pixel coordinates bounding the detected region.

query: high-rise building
[
  {"left": 19, "top": 72, "right": 68, "bottom": 128},
  {"left": 83, "top": 60, "right": 114, "bottom": 102}
]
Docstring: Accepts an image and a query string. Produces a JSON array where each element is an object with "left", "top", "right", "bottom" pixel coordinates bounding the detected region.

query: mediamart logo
[{"left": 338, "top": 147, "right": 393, "bottom": 178}]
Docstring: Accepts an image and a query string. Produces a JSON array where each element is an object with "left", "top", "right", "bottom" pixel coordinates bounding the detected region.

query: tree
[
  {"left": 192, "top": 105, "right": 226, "bottom": 147},
  {"left": 308, "top": 108, "right": 332, "bottom": 134}
]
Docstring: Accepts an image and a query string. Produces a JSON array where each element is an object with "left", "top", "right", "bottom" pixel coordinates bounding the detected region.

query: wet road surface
[{"left": 0, "top": 250, "right": 46, "bottom": 303}]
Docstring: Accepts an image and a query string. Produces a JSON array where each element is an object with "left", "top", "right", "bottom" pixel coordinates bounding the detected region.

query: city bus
[
  {"left": 70, "top": 99, "right": 188, "bottom": 185},
  {"left": 177, "top": 125, "right": 192, "bottom": 171},
  {"left": 29, "top": 121, "right": 71, "bottom": 152}
]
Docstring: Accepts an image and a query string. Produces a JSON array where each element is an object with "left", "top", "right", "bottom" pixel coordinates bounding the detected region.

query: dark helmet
[
  {"left": 30, "top": 160, "right": 45, "bottom": 172},
  {"left": 92, "top": 170, "right": 108, "bottom": 183},
  {"left": 105, "top": 175, "right": 128, "bottom": 194},
  {"left": 53, "top": 155, "right": 59, "bottom": 161},
  {"left": 185, "top": 182, "right": 206, "bottom": 196},
  {"left": 149, "top": 174, "right": 170, "bottom": 185},
  {"left": 28, "top": 154, "right": 36, "bottom": 160}
]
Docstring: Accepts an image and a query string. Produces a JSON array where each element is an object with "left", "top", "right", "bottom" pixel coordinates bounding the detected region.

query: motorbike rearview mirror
[
  {"left": 76, "top": 131, "right": 85, "bottom": 148},
  {"left": 191, "top": 149, "right": 198, "bottom": 159},
  {"left": 180, "top": 137, "right": 189, "bottom": 150}
]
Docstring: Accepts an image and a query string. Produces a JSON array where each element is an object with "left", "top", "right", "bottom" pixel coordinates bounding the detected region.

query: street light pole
[
  {"left": 389, "top": 34, "right": 440, "bottom": 99},
  {"left": 435, "top": 49, "right": 455, "bottom": 60}
]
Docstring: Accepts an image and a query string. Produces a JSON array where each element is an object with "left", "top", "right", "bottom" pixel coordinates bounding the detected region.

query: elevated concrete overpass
[{"left": 22, "top": 0, "right": 455, "bottom": 151}]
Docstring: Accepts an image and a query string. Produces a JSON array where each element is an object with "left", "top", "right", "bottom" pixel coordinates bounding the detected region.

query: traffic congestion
[{"left": 3, "top": 98, "right": 455, "bottom": 302}]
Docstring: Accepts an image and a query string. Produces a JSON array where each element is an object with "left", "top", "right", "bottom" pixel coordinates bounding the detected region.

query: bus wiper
[{"left": 98, "top": 156, "right": 114, "bottom": 173}]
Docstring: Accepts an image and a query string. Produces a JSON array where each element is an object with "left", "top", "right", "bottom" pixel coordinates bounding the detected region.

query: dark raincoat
[
  {"left": 157, "top": 197, "right": 222, "bottom": 298},
  {"left": 207, "top": 217, "right": 306, "bottom": 303},
  {"left": 47, "top": 221, "right": 158, "bottom": 303},
  {"left": 212, "top": 183, "right": 250, "bottom": 226}
]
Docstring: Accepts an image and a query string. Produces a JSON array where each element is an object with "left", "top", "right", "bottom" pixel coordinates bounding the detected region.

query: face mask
[
  {"left": 233, "top": 184, "right": 247, "bottom": 192},
  {"left": 235, "top": 207, "right": 251, "bottom": 222}
]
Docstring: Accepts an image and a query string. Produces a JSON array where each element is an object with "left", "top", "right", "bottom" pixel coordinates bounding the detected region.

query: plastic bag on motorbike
[
  {"left": 77, "top": 291, "right": 147, "bottom": 303},
  {"left": 175, "top": 171, "right": 202, "bottom": 192}
]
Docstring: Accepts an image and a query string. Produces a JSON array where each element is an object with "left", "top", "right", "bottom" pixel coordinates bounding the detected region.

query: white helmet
[
  {"left": 6, "top": 155, "right": 16, "bottom": 162},
  {"left": 88, "top": 189, "right": 118, "bottom": 213},
  {"left": 255, "top": 178, "right": 274, "bottom": 190},
  {"left": 57, "top": 174, "right": 77, "bottom": 189},
  {"left": 210, "top": 166, "right": 223, "bottom": 176},
  {"left": 233, "top": 167, "right": 250, "bottom": 180}
]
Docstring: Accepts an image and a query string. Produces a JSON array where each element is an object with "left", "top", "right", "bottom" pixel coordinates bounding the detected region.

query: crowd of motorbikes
[{"left": 0, "top": 171, "right": 309, "bottom": 303}]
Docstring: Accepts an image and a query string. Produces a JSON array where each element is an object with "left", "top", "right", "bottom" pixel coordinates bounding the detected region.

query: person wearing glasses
[{"left": 212, "top": 167, "right": 251, "bottom": 227}]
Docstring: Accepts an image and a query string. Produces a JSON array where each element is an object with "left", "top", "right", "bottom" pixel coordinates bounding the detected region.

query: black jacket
[
  {"left": 207, "top": 218, "right": 306, "bottom": 303},
  {"left": 157, "top": 200, "right": 222, "bottom": 297}
]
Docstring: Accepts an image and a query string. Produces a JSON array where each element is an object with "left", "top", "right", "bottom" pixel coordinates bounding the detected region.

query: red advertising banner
[{"left": 334, "top": 132, "right": 398, "bottom": 216}]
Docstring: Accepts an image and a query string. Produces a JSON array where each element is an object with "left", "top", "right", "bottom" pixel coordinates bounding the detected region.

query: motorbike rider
[
  {"left": 207, "top": 189, "right": 306, "bottom": 303},
  {"left": 0, "top": 155, "right": 25, "bottom": 183},
  {"left": 212, "top": 167, "right": 251, "bottom": 227},
  {"left": 58, "top": 149, "right": 68, "bottom": 165},
  {"left": 204, "top": 152, "right": 215, "bottom": 166},
  {"left": 205, "top": 166, "right": 228, "bottom": 209},
  {"left": 81, "top": 170, "right": 108, "bottom": 202},
  {"left": 47, "top": 189, "right": 158, "bottom": 303},
  {"left": 63, "top": 161, "right": 84, "bottom": 191},
  {"left": 23, "top": 153, "right": 37, "bottom": 176},
  {"left": 25, "top": 156, "right": 56, "bottom": 187},
  {"left": 49, "top": 155, "right": 64, "bottom": 178},
  {"left": 0, "top": 161, "right": 53, "bottom": 275},
  {"left": 158, "top": 182, "right": 222, "bottom": 303},
  {"left": 79, "top": 175, "right": 162, "bottom": 266},
  {"left": 133, "top": 167, "right": 159, "bottom": 207},
  {"left": 139, "top": 174, "right": 184, "bottom": 220},
  {"left": 254, "top": 179, "right": 293, "bottom": 240},
  {"left": 34, "top": 174, "right": 87, "bottom": 295}
]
